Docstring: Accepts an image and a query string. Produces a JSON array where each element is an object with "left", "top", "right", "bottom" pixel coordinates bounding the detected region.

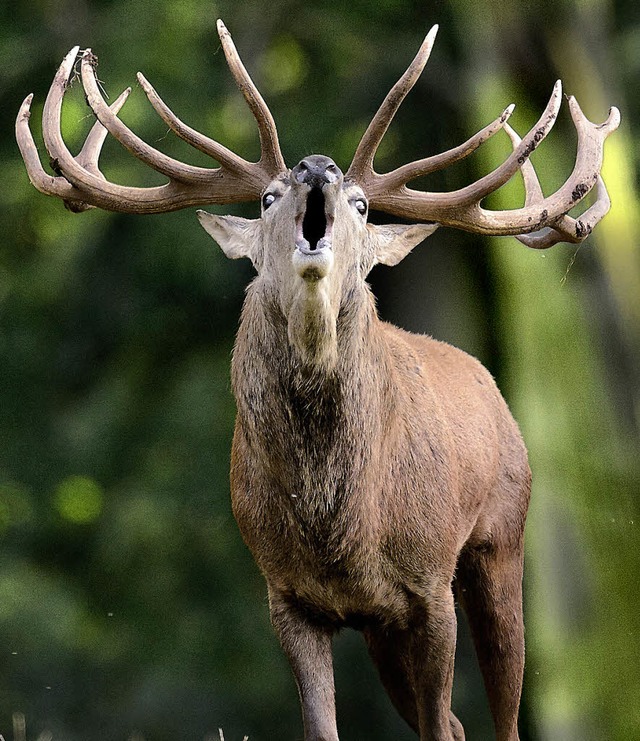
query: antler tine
[
  {"left": 17, "top": 90, "right": 86, "bottom": 208},
  {"left": 446, "top": 81, "right": 563, "bottom": 209},
  {"left": 216, "top": 19, "right": 286, "bottom": 175},
  {"left": 136, "top": 72, "right": 255, "bottom": 176},
  {"left": 501, "top": 122, "right": 545, "bottom": 206},
  {"left": 15, "top": 48, "right": 82, "bottom": 207},
  {"left": 346, "top": 25, "right": 439, "bottom": 184},
  {"left": 501, "top": 119, "right": 569, "bottom": 249},
  {"left": 77, "top": 86, "right": 130, "bottom": 176},
  {"left": 514, "top": 176, "right": 612, "bottom": 249},
  {"left": 381, "top": 103, "right": 516, "bottom": 193}
]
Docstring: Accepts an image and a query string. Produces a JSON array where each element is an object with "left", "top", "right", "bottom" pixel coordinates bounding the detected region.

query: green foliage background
[{"left": 1, "top": 0, "right": 639, "bottom": 739}]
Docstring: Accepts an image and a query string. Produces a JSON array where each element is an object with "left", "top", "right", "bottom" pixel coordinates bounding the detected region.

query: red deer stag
[{"left": 17, "top": 21, "right": 619, "bottom": 741}]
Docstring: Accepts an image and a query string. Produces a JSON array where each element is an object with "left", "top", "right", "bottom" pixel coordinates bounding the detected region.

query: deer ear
[
  {"left": 369, "top": 223, "right": 439, "bottom": 266},
  {"left": 197, "top": 211, "right": 263, "bottom": 268}
]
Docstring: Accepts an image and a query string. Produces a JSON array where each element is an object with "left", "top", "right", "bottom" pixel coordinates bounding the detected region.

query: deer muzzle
[{"left": 291, "top": 156, "right": 343, "bottom": 281}]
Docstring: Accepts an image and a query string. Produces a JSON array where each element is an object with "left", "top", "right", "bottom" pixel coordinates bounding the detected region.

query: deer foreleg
[{"left": 269, "top": 589, "right": 338, "bottom": 741}]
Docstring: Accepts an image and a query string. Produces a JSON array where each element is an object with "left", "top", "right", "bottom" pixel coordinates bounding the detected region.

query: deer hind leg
[
  {"left": 364, "top": 625, "right": 419, "bottom": 732},
  {"left": 364, "top": 625, "right": 465, "bottom": 740},
  {"left": 455, "top": 539, "right": 526, "bottom": 741}
]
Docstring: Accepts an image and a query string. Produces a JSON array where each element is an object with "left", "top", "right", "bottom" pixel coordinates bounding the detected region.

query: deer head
[
  {"left": 16, "top": 21, "right": 620, "bottom": 276},
  {"left": 197, "top": 153, "right": 437, "bottom": 366}
]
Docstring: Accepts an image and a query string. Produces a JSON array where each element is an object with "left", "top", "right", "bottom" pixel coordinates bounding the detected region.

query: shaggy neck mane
[{"left": 231, "top": 278, "right": 388, "bottom": 495}]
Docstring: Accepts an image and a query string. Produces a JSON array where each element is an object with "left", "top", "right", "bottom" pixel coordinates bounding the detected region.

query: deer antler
[
  {"left": 347, "top": 26, "right": 620, "bottom": 245},
  {"left": 15, "top": 20, "right": 285, "bottom": 214}
]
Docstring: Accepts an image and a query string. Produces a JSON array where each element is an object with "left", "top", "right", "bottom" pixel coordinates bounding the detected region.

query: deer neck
[{"left": 232, "top": 275, "right": 388, "bottom": 441}]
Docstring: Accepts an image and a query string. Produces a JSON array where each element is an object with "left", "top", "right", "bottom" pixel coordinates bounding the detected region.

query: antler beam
[{"left": 15, "top": 21, "right": 285, "bottom": 214}]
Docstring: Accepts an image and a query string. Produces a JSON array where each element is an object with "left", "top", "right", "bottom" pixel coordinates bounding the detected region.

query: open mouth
[{"left": 295, "top": 187, "right": 333, "bottom": 254}]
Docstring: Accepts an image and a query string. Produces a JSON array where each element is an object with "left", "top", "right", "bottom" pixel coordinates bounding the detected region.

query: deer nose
[{"left": 292, "top": 155, "right": 342, "bottom": 188}]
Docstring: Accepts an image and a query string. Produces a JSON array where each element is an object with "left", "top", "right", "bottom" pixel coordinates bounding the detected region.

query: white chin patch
[{"left": 292, "top": 240, "right": 334, "bottom": 281}]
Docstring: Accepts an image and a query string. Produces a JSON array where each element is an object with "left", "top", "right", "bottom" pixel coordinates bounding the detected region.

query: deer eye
[
  {"left": 354, "top": 198, "right": 367, "bottom": 216},
  {"left": 262, "top": 192, "right": 277, "bottom": 210}
]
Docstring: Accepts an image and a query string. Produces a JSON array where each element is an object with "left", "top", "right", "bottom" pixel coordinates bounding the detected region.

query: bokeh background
[{"left": 1, "top": 0, "right": 638, "bottom": 739}]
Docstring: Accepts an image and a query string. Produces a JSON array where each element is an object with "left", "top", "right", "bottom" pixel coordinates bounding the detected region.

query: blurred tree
[{"left": 0, "top": 0, "right": 638, "bottom": 739}]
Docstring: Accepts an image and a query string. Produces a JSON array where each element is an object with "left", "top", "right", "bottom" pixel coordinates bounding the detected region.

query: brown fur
[{"left": 200, "top": 158, "right": 531, "bottom": 741}]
